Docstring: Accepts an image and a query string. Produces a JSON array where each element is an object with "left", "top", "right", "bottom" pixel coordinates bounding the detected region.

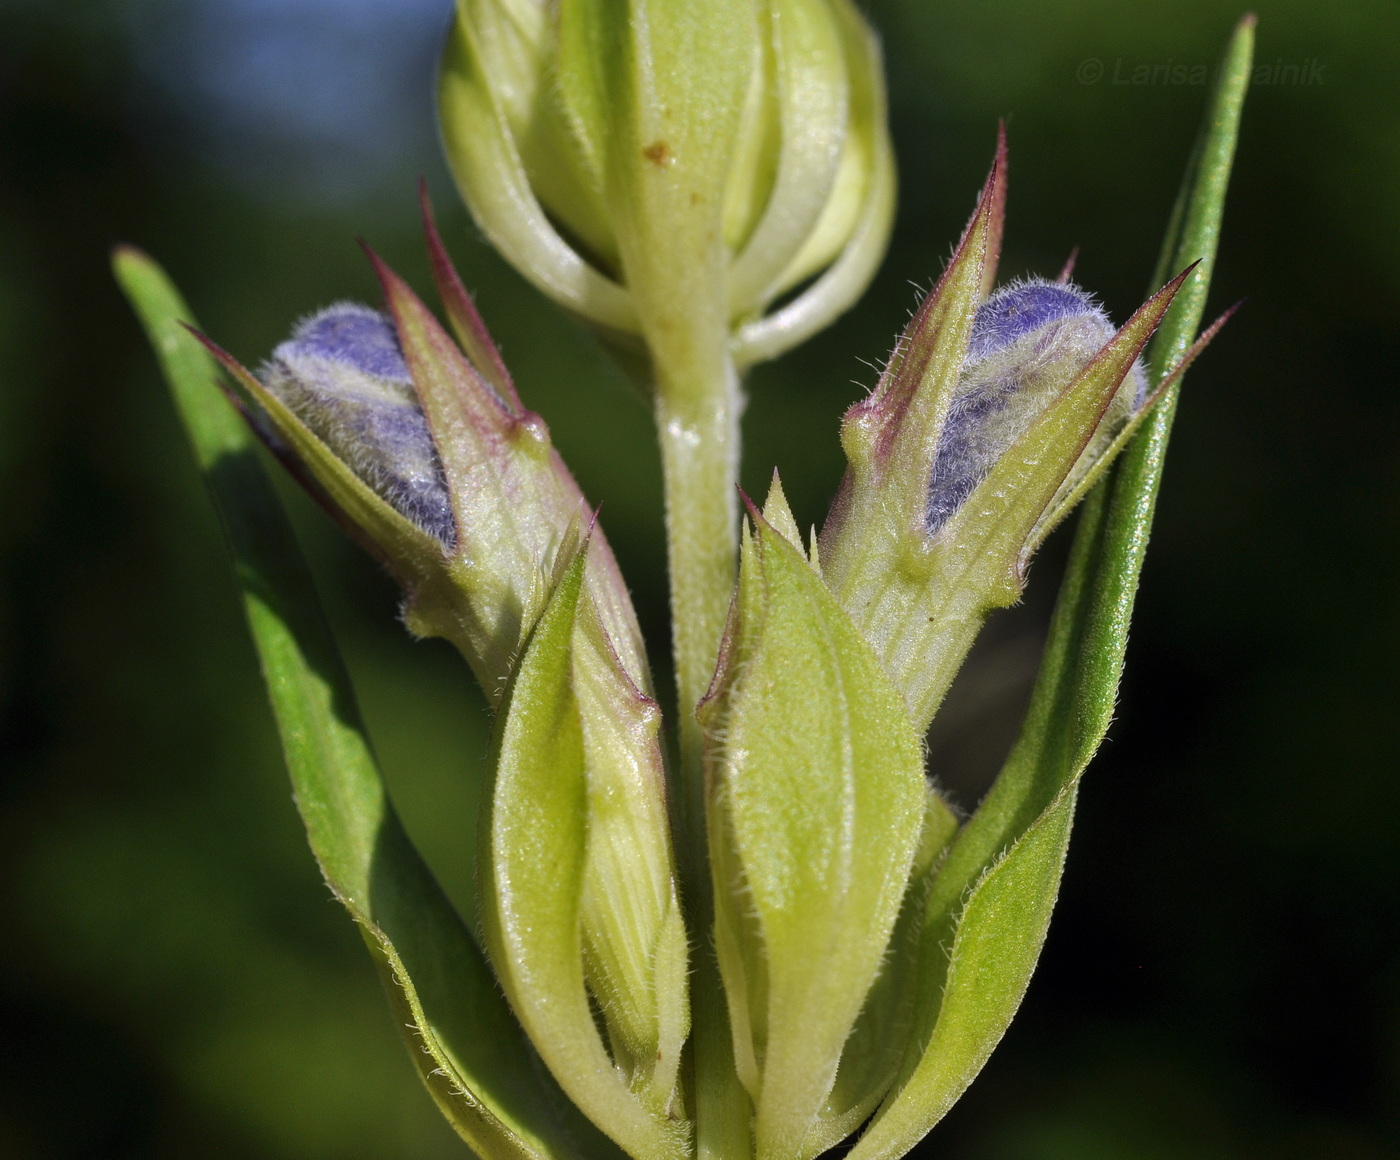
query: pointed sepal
[{"left": 480, "top": 543, "right": 690, "bottom": 1160}]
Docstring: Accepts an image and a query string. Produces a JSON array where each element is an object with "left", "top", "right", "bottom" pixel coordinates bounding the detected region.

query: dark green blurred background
[{"left": 1, "top": 0, "right": 1396, "bottom": 1156}]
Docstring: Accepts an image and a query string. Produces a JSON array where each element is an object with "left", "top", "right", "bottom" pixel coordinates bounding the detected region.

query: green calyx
[
  {"left": 820, "top": 129, "right": 1212, "bottom": 733},
  {"left": 699, "top": 477, "right": 929, "bottom": 1160}
]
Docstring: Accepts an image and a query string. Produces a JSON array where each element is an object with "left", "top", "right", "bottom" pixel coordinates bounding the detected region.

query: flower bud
[
  {"left": 699, "top": 476, "right": 928, "bottom": 1160},
  {"left": 820, "top": 135, "right": 1195, "bottom": 731},
  {"left": 199, "top": 199, "right": 648, "bottom": 704},
  {"left": 260, "top": 303, "right": 458, "bottom": 544},
  {"left": 437, "top": 0, "right": 895, "bottom": 370},
  {"left": 925, "top": 279, "right": 1149, "bottom": 537}
]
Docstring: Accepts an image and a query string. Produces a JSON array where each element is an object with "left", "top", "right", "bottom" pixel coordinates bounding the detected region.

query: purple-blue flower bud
[
  {"left": 926, "top": 279, "right": 1148, "bottom": 534},
  {"left": 261, "top": 304, "right": 457, "bottom": 546}
]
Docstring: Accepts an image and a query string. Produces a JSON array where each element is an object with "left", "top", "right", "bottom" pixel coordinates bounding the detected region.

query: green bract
[
  {"left": 116, "top": 9, "right": 1254, "bottom": 1160},
  {"left": 481, "top": 546, "right": 689, "bottom": 1159},
  {"left": 700, "top": 479, "right": 928, "bottom": 1160}
]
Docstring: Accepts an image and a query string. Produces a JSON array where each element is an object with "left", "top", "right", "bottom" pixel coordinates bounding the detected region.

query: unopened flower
[
  {"left": 438, "top": 0, "right": 895, "bottom": 371},
  {"left": 117, "top": 3, "right": 1254, "bottom": 1157},
  {"left": 197, "top": 195, "right": 647, "bottom": 701},
  {"left": 820, "top": 134, "right": 1223, "bottom": 729}
]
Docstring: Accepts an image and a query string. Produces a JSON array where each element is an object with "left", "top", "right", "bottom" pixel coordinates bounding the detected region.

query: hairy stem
[
  {"left": 654, "top": 345, "right": 747, "bottom": 1159},
  {"left": 656, "top": 363, "right": 741, "bottom": 758}
]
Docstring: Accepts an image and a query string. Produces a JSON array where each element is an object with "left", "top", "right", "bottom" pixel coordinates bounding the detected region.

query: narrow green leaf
[
  {"left": 847, "top": 15, "right": 1254, "bottom": 1160},
  {"left": 112, "top": 246, "right": 616, "bottom": 1160}
]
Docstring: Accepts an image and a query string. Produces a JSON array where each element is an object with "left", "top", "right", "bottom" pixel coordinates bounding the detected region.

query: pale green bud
[
  {"left": 697, "top": 476, "right": 928, "bottom": 1160},
  {"left": 438, "top": 0, "right": 895, "bottom": 371}
]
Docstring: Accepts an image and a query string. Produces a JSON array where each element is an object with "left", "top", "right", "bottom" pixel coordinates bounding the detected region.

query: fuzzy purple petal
[
  {"left": 283, "top": 303, "right": 413, "bottom": 382},
  {"left": 965, "top": 280, "right": 1100, "bottom": 362},
  {"left": 262, "top": 304, "right": 455, "bottom": 546}
]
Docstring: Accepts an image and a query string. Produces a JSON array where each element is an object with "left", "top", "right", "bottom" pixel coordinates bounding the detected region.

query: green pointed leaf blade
[
  {"left": 112, "top": 246, "right": 615, "bottom": 1160},
  {"left": 847, "top": 16, "right": 1254, "bottom": 1160}
]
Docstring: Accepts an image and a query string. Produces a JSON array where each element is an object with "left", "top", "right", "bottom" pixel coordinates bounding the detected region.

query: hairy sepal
[
  {"left": 480, "top": 547, "right": 691, "bottom": 1160},
  {"left": 700, "top": 482, "right": 927, "bottom": 1160}
]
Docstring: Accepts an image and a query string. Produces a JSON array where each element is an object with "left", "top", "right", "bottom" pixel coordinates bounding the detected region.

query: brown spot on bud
[{"left": 642, "top": 140, "right": 672, "bottom": 167}]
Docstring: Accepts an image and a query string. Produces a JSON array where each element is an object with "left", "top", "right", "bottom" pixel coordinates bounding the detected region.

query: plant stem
[
  {"left": 653, "top": 343, "right": 748, "bottom": 1160},
  {"left": 655, "top": 361, "right": 742, "bottom": 762}
]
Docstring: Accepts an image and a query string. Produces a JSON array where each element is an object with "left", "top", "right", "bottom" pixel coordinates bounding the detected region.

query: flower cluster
[
  {"left": 124, "top": 3, "right": 1249, "bottom": 1159},
  {"left": 201, "top": 142, "right": 1207, "bottom": 1160}
]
